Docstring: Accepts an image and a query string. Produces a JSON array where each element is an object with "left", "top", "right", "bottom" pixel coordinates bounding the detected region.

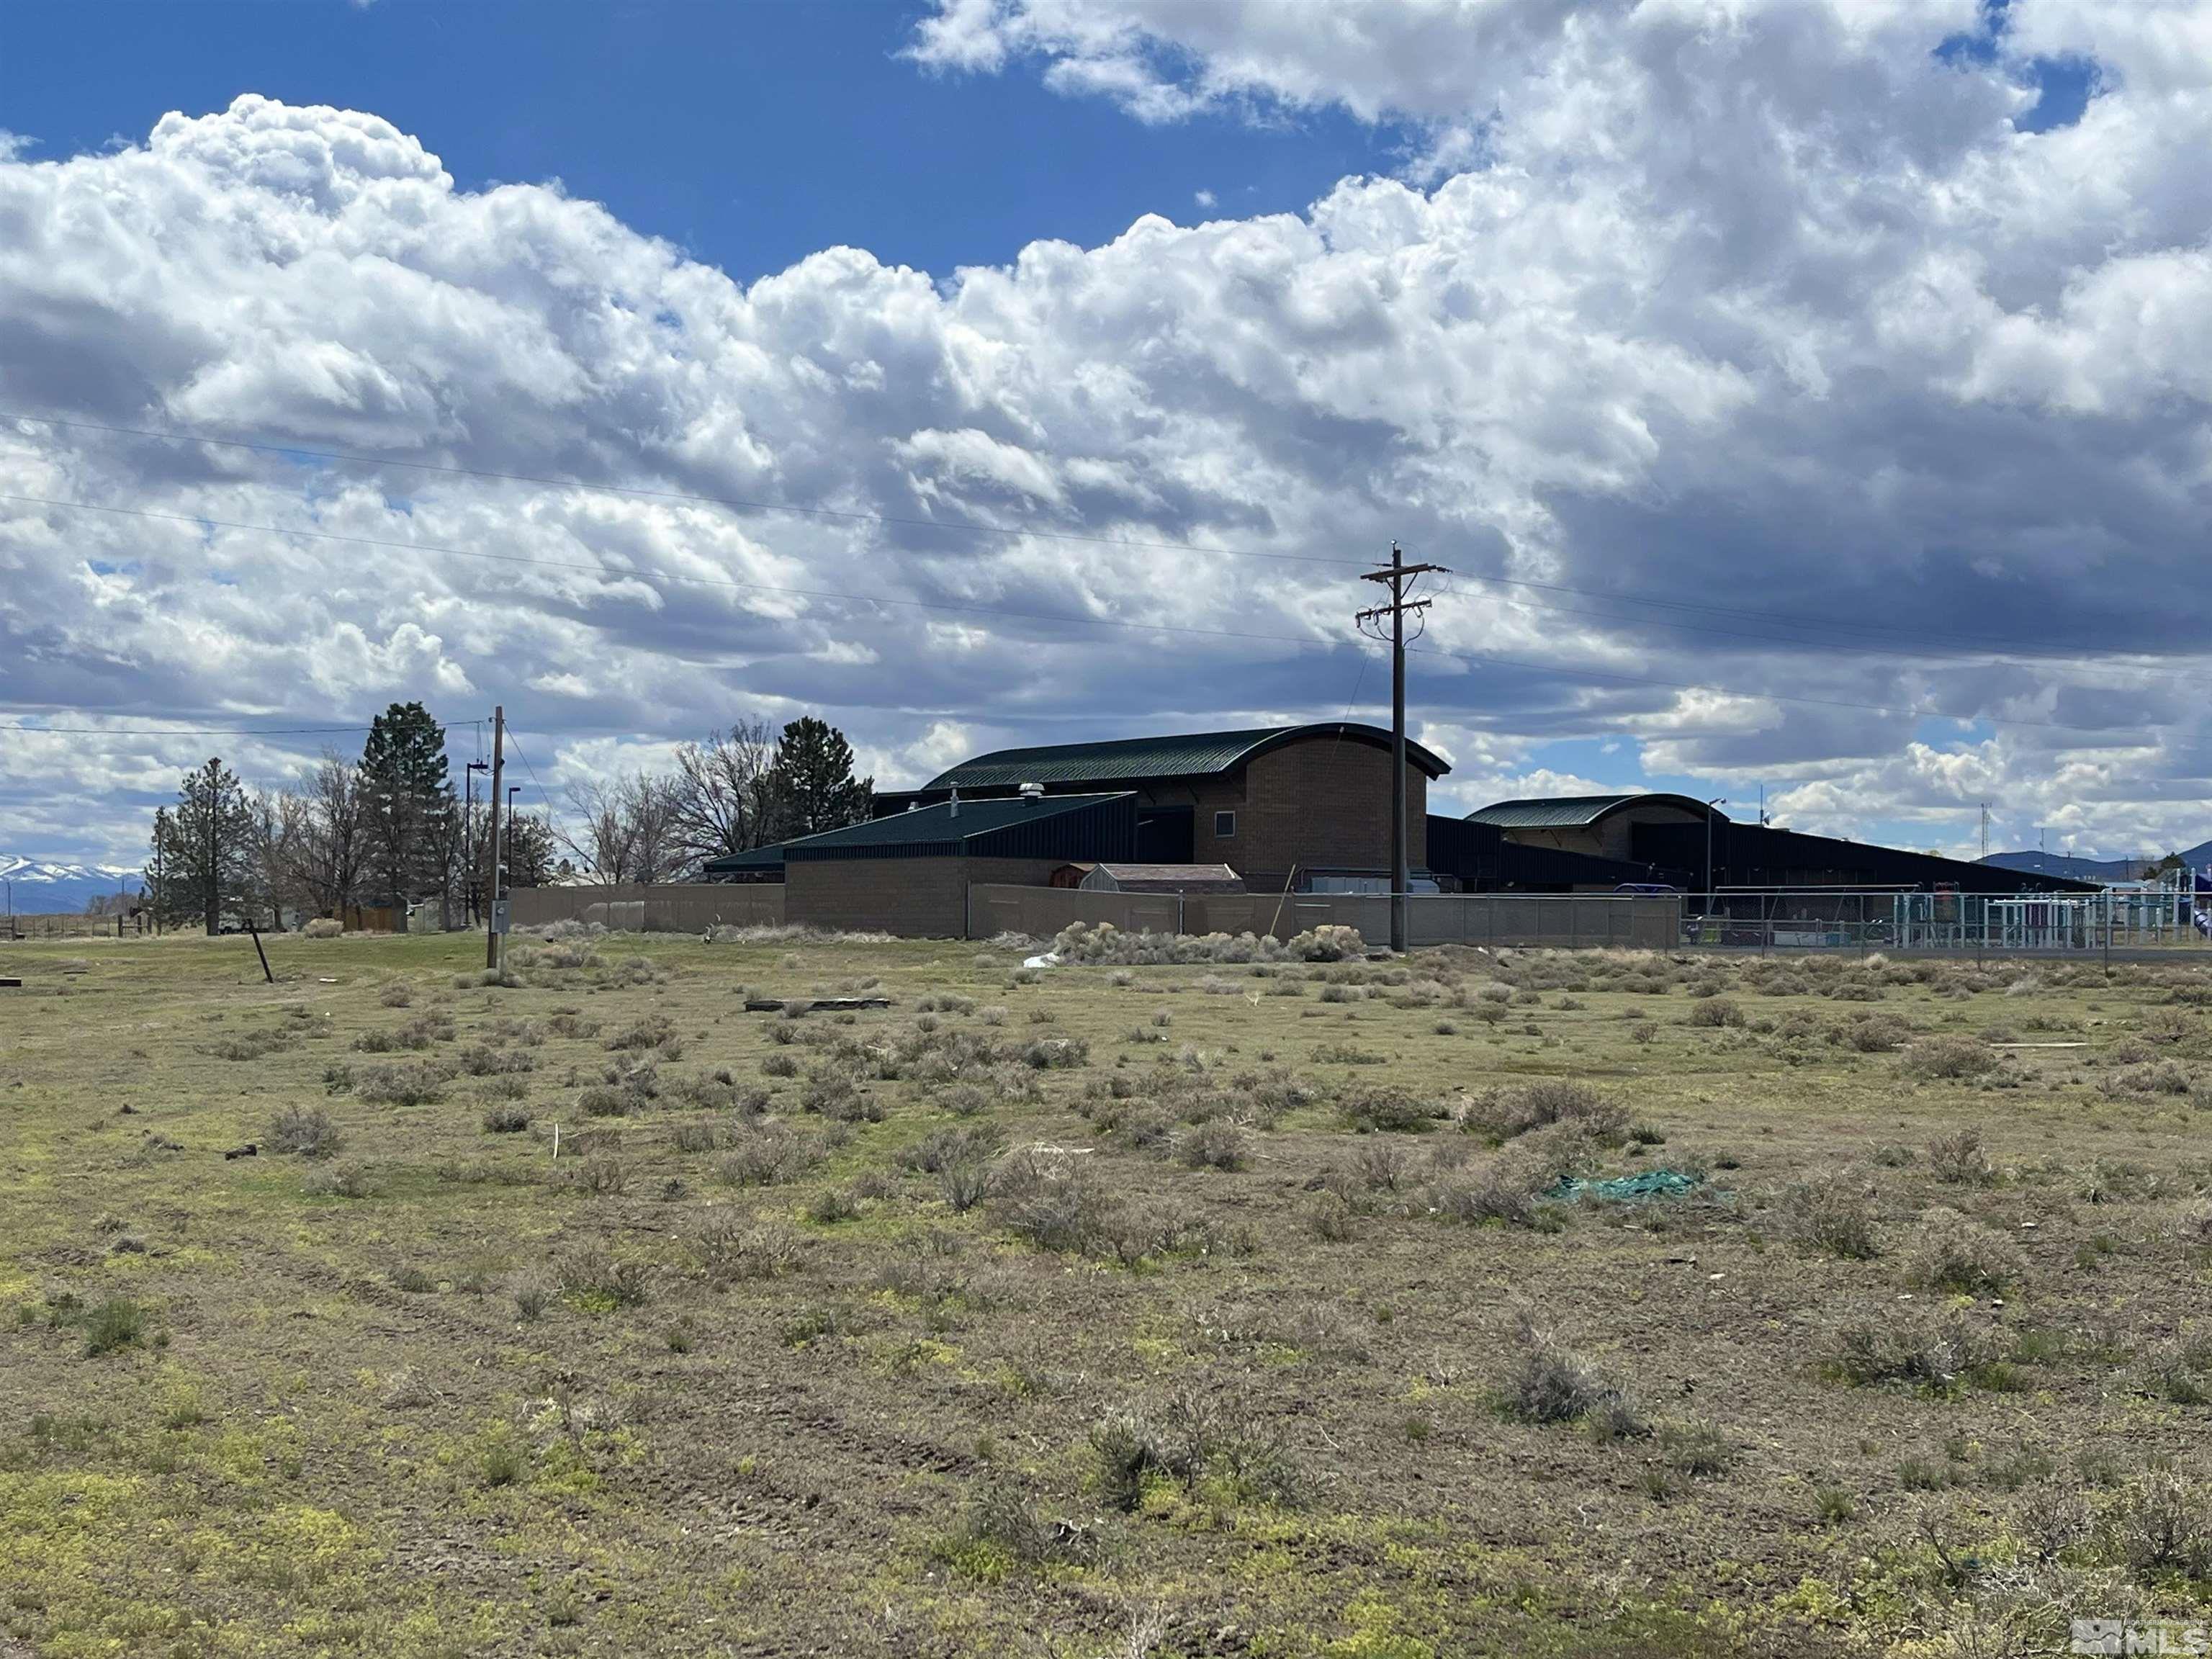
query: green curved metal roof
[
  {"left": 1467, "top": 793, "right": 1719, "bottom": 829},
  {"left": 922, "top": 724, "right": 1449, "bottom": 791}
]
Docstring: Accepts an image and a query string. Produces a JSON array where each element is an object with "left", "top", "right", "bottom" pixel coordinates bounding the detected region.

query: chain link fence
[
  {"left": 2, "top": 912, "right": 149, "bottom": 942},
  {"left": 1677, "top": 889, "right": 2211, "bottom": 956}
]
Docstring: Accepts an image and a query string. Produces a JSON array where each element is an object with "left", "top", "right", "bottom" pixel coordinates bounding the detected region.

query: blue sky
[
  {"left": 4, "top": 0, "right": 1399, "bottom": 282},
  {"left": 0, "top": 0, "right": 2205, "bottom": 871}
]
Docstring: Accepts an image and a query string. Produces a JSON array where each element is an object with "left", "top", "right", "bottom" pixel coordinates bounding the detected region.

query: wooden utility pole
[
  {"left": 1357, "top": 544, "right": 1447, "bottom": 953},
  {"left": 485, "top": 706, "right": 505, "bottom": 970}
]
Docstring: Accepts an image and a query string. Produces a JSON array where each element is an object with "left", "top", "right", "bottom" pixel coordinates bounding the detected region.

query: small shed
[{"left": 1077, "top": 863, "right": 1243, "bottom": 895}]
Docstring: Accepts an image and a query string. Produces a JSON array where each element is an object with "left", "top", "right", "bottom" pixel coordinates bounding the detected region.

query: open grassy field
[{"left": 3, "top": 925, "right": 2211, "bottom": 1659}]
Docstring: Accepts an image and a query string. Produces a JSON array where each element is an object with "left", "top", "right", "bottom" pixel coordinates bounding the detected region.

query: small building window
[{"left": 1214, "top": 810, "right": 1236, "bottom": 839}]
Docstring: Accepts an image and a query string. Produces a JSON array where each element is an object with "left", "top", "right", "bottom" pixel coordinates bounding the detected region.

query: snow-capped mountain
[{"left": 0, "top": 856, "right": 144, "bottom": 914}]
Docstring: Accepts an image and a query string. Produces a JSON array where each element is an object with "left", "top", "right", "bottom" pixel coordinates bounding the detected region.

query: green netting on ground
[{"left": 1549, "top": 1169, "right": 1705, "bottom": 1202}]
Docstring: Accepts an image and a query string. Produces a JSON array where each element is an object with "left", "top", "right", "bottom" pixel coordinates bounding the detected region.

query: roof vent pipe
[{"left": 948, "top": 788, "right": 959, "bottom": 821}]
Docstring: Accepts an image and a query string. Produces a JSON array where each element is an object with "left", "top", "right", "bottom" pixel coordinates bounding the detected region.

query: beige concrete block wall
[
  {"left": 788, "top": 857, "right": 1063, "bottom": 938},
  {"left": 787, "top": 858, "right": 966, "bottom": 937},
  {"left": 509, "top": 884, "right": 785, "bottom": 932}
]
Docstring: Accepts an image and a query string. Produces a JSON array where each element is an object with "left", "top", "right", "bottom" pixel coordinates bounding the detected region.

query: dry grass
[{"left": 2, "top": 927, "right": 2209, "bottom": 1655}]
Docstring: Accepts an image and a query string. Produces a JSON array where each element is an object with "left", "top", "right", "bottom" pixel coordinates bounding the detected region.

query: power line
[
  {"left": 0, "top": 490, "right": 2166, "bottom": 738},
  {"left": 501, "top": 729, "right": 561, "bottom": 823},
  {"left": 4, "top": 408, "right": 2180, "bottom": 663},
  {"left": 0, "top": 719, "right": 388, "bottom": 737}
]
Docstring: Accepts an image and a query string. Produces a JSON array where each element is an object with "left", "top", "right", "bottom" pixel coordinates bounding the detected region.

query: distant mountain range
[
  {"left": 0, "top": 856, "right": 144, "bottom": 914},
  {"left": 1981, "top": 840, "right": 2212, "bottom": 883}
]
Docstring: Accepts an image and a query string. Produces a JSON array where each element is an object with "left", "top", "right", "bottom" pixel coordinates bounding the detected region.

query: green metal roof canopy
[
  {"left": 922, "top": 723, "right": 1450, "bottom": 793},
  {"left": 1467, "top": 792, "right": 1721, "bottom": 829}
]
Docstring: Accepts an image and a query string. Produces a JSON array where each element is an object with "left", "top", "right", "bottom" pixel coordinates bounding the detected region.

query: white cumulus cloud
[{"left": 2, "top": 0, "right": 2211, "bottom": 867}]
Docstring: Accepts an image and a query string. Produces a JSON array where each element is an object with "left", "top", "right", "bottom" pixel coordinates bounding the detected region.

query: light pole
[
  {"left": 3, "top": 876, "right": 12, "bottom": 938},
  {"left": 464, "top": 760, "right": 488, "bottom": 923},
  {"left": 1704, "top": 798, "right": 1729, "bottom": 903}
]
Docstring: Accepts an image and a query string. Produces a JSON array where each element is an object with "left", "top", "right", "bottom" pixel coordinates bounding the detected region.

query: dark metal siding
[
  {"left": 966, "top": 793, "right": 1138, "bottom": 863},
  {"left": 1498, "top": 840, "right": 1673, "bottom": 889},
  {"left": 1425, "top": 816, "right": 1500, "bottom": 885},
  {"left": 1136, "top": 805, "right": 1195, "bottom": 863},
  {"left": 1632, "top": 822, "right": 2103, "bottom": 894},
  {"left": 1426, "top": 816, "right": 1667, "bottom": 889}
]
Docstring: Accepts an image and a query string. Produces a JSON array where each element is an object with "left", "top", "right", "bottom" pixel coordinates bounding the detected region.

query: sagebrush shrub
[
  {"left": 1340, "top": 1086, "right": 1444, "bottom": 1133},
  {"left": 572, "top": 1156, "right": 629, "bottom": 1196},
  {"left": 301, "top": 1161, "right": 375, "bottom": 1199},
  {"left": 606, "top": 1015, "right": 680, "bottom": 1055},
  {"left": 266, "top": 1104, "right": 344, "bottom": 1159},
  {"left": 1905, "top": 1207, "right": 2026, "bottom": 1293},
  {"left": 2098, "top": 1469, "right": 2212, "bottom": 1581},
  {"left": 1905, "top": 1035, "right": 1995, "bottom": 1082},
  {"left": 1050, "top": 921, "right": 1362, "bottom": 967},
  {"left": 1464, "top": 1079, "right": 1627, "bottom": 1146},
  {"left": 1089, "top": 1388, "right": 1299, "bottom": 1511},
  {"left": 992, "top": 1150, "right": 1119, "bottom": 1254},
  {"left": 1828, "top": 1305, "right": 2003, "bottom": 1388},
  {"left": 1434, "top": 1162, "right": 1547, "bottom": 1229},
  {"left": 353, "top": 1060, "right": 453, "bottom": 1107},
  {"left": 1779, "top": 1173, "right": 1882, "bottom": 1259},
  {"left": 1179, "top": 1119, "right": 1247, "bottom": 1171},
  {"left": 1927, "top": 1126, "right": 1997, "bottom": 1186},
  {"left": 556, "top": 1244, "right": 652, "bottom": 1308},
  {"left": 1500, "top": 1309, "right": 1645, "bottom": 1435},
  {"left": 719, "top": 1125, "right": 823, "bottom": 1187},
  {"left": 693, "top": 1212, "right": 800, "bottom": 1282},
  {"left": 667, "top": 1120, "right": 722, "bottom": 1154}
]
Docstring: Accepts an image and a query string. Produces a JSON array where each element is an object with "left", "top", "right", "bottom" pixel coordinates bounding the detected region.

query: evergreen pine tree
[
  {"left": 150, "top": 758, "right": 256, "bottom": 935},
  {"left": 359, "top": 702, "right": 456, "bottom": 930},
  {"left": 765, "top": 718, "right": 873, "bottom": 837}
]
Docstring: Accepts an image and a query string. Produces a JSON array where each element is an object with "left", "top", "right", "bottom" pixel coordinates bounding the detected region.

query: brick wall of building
[{"left": 1171, "top": 735, "right": 1428, "bottom": 886}]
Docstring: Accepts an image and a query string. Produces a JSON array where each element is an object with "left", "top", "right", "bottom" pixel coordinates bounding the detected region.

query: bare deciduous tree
[
  {"left": 561, "top": 773, "right": 685, "bottom": 885},
  {"left": 668, "top": 719, "right": 781, "bottom": 866},
  {"left": 290, "top": 754, "right": 372, "bottom": 919}
]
